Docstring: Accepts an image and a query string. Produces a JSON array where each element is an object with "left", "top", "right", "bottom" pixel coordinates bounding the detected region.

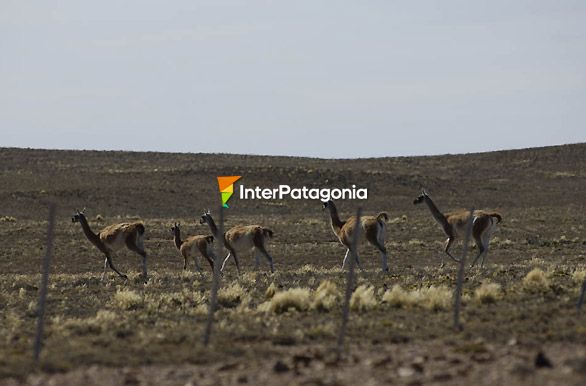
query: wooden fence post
[
  {"left": 33, "top": 203, "right": 56, "bottom": 363},
  {"left": 453, "top": 207, "right": 474, "bottom": 331},
  {"left": 337, "top": 208, "right": 362, "bottom": 358}
]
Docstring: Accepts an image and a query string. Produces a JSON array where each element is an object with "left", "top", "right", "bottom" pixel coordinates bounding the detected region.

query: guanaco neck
[
  {"left": 326, "top": 203, "right": 345, "bottom": 234},
  {"left": 205, "top": 216, "right": 220, "bottom": 238},
  {"left": 77, "top": 214, "right": 107, "bottom": 251},
  {"left": 173, "top": 228, "right": 183, "bottom": 250},
  {"left": 423, "top": 196, "right": 449, "bottom": 228}
]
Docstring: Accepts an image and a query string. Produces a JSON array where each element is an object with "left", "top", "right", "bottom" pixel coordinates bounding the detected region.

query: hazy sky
[{"left": 1, "top": 1, "right": 585, "bottom": 158}]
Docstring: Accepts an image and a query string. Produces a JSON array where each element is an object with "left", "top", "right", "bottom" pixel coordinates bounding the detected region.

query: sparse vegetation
[
  {"left": 350, "top": 285, "right": 377, "bottom": 311},
  {"left": 413, "top": 285, "right": 452, "bottom": 311},
  {"left": 113, "top": 289, "right": 143, "bottom": 310},
  {"left": 1, "top": 145, "right": 585, "bottom": 385},
  {"left": 572, "top": 269, "right": 586, "bottom": 284},
  {"left": 311, "top": 280, "right": 340, "bottom": 311},
  {"left": 217, "top": 282, "right": 244, "bottom": 308},
  {"left": 523, "top": 268, "right": 550, "bottom": 291},
  {"left": 260, "top": 287, "right": 312, "bottom": 314},
  {"left": 474, "top": 282, "right": 502, "bottom": 304},
  {"left": 382, "top": 284, "right": 417, "bottom": 308}
]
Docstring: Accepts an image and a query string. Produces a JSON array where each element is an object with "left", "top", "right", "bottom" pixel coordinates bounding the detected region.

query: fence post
[
  {"left": 577, "top": 278, "right": 586, "bottom": 313},
  {"left": 337, "top": 208, "right": 362, "bottom": 359},
  {"left": 203, "top": 205, "right": 224, "bottom": 346},
  {"left": 453, "top": 207, "right": 474, "bottom": 331},
  {"left": 33, "top": 203, "right": 56, "bottom": 363}
]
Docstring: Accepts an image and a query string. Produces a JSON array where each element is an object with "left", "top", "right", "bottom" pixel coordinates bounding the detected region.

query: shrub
[
  {"left": 413, "top": 285, "right": 452, "bottom": 311},
  {"left": 573, "top": 269, "right": 586, "bottom": 284},
  {"left": 312, "top": 280, "right": 340, "bottom": 311},
  {"left": 382, "top": 285, "right": 416, "bottom": 308},
  {"left": 523, "top": 268, "right": 550, "bottom": 291},
  {"left": 474, "top": 282, "right": 502, "bottom": 304},
  {"left": 217, "top": 283, "right": 244, "bottom": 308},
  {"left": 113, "top": 289, "right": 142, "bottom": 310},
  {"left": 262, "top": 288, "right": 311, "bottom": 314},
  {"left": 265, "top": 282, "right": 277, "bottom": 300},
  {"left": 350, "top": 285, "right": 377, "bottom": 311}
]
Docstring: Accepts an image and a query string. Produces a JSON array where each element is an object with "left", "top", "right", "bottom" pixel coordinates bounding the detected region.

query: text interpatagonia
[{"left": 239, "top": 184, "right": 367, "bottom": 202}]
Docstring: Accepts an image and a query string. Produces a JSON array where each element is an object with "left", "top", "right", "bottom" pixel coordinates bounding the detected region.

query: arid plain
[{"left": 1, "top": 145, "right": 585, "bottom": 385}]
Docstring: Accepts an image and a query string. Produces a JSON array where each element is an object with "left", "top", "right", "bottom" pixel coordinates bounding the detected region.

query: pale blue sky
[{"left": 1, "top": 1, "right": 585, "bottom": 158}]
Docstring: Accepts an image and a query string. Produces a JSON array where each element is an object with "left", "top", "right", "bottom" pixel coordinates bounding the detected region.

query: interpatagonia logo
[
  {"left": 216, "top": 176, "right": 368, "bottom": 207},
  {"left": 239, "top": 184, "right": 367, "bottom": 202},
  {"left": 217, "top": 176, "right": 241, "bottom": 208}
]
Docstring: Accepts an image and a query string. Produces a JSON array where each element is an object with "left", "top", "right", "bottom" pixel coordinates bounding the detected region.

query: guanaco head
[
  {"left": 199, "top": 209, "right": 212, "bottom": 225},
  {"left": 170, "top": 222, "right": 180, "bottom": 235},
  {"left": 71, "top": 208, "right": 86, "bottom": 223},
  {"left": 322, "top": 199, "right": 334, "bottom": 211},
  {"left": 413, "top": 190, "right": 429, "bottom": 205}
]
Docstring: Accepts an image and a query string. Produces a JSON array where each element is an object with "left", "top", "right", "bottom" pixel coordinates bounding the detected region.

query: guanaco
[
  {"left": 72, "top": 209, "right": 148, "bottom": 282},
  {"left": 413, "top": 190, "right": 502, "bottom": 267},
  {"left": 171, "top": 222, "right": 215, "bottom": 271},
  {"left": 199, "top": 210, "right": 275, "bottom": 273},
  {"left": 323, "top": 200, "right": 389, "bottom": 272}
]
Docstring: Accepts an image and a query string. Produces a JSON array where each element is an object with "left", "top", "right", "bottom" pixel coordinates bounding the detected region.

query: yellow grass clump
[
  {"left": 382, "top": 285, "right": 417, "bottom": 308},
  {"left": 350, "top": 285, "right": 377, "bottom": 311},
  {"left": 217, "top": 282, "right": 244, "bottom": 308},
  {"left": 265, "top": 282, "right": 277, "bottom": 300},
  {"left": 312, "top": 280, "right": 340, "bottom": 311},
  {"left": 474, "top": 282, "right": 502, "bottom": 304},
  {"left": 523, "top": 268, "right": 550, "bottom": 291},
  {"left": 572, "top": 269, "right": 586, "bottom": 284},
  {"left": 414, "top": 285, "right": 452, "bottom": 311},
  {"left": 113, "top": 289, "right": 143, "bottom": 310},
  {"left": 261, "top": 288, "right": 311, "bottom": 314}
]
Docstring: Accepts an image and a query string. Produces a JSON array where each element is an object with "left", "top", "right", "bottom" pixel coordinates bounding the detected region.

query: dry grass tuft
[
  {"left": 261, "top": 288, "right": 311, "bottom": 314},
  {"left": 474, "top": 282, "right": 502, "bottom": 304},
  {"left": 350, "top": 285, "right": 377, "bottom": 311},
  {"left": 113, "top": 289, "right": 142, "bottom": 310},
  {"left": 217, "top": 282, "right": 244, "bottom": 308},
  {"left": 312, "top": 280, "right": 340, "bottom": 311},
  {"left": 572, "top": 269, "right": 586, "bottom": 284},
  {"left": 523, "top": 268, "right": 550, "bottom": 291},
  {"left": 265, "top": 282, "right": 277, "bottom": 300},
  {"left": 413, "top": 285, "right": 452, "bottom": 311},
  {"left": 382, "top": 285, "right": 417, "bottom": 308}
]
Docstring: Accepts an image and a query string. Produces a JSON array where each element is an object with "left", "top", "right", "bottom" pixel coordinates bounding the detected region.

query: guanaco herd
[{"left": 72, "top": 190, "right": 502, "bottom": 282}]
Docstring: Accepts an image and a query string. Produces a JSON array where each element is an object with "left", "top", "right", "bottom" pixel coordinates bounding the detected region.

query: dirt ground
[{"left": 0, "top": 145, "right": 585, "bottom": 385}]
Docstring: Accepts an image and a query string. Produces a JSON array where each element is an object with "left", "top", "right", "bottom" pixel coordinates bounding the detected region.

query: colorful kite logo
[{"left": 217, "top": 176, "right": 241, "bottom": 208}]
